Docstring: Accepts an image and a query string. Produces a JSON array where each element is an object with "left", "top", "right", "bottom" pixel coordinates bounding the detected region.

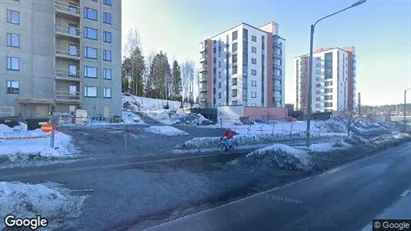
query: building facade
[
  {"left": 198, "top": 22, "right": 286, "bottom": 109},
  {"left": 294, "top": 47, "right": 357, "bottom": 113},
  {"left": 0, "top": 0, "right": 121, "bottom": 119}
]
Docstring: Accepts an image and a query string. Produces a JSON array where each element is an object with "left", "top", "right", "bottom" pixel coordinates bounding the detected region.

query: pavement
[{"left": 142, "top": 141, "right": 411, "bottom": 231}]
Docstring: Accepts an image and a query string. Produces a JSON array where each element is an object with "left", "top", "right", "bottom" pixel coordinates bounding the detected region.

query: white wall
[{"left": 217, "top": 105, "right": 243, "bottom": 122}]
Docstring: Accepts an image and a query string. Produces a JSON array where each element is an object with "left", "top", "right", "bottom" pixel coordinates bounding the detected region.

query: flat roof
[{"left": 293, "top": 46, "right": 354, "bottom": 58}]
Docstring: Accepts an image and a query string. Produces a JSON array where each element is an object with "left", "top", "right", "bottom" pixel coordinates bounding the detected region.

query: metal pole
[
  {"left": 404, "top": 90, "right": 407, "bottom": 132},
  {"left": 306, "top": 24, "right": 315, "bottom": 147},
  {"left": 50, "top": 125, "right": 55, "bottom": 148},
  {"left": 124, "top": 124, "right": 128, "bottom": 150}
]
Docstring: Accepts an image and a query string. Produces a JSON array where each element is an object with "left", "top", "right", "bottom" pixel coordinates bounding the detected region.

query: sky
[{"left": 121, "top": 0, "right": 411, "bottom": 106}]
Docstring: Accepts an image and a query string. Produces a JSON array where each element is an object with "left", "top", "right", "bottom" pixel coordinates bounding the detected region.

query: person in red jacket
[{"left": 222, "top": 128, "right": 234, "bottom": 151}]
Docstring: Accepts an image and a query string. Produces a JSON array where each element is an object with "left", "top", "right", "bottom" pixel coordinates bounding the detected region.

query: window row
[
  {"left": 6, "top": 81, "right": 112, "bottom": 99},
  {"left": 90, "top": 0, "right": 112, "bottom": 6},
  {"left": 84, "top": 8, "right": 112, "bottom": 24},
  {"left": 83, "top": 47, "right": 112, "bottom": 61},
  {"left": 84, "top": 28, "right": 112, "bottom": 43}
]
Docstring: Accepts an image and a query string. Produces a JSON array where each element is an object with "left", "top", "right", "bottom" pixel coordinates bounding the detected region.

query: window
[
  {"left": 251, "top": 69, "right": 257, "bottom": 76},
  {"left": 232, "top": 100, "right": 237, "bottom": 105},
  {"left": 316, "top": 90, "right": 321, "bottom": 94},
  {"left": 316, "top": 104, "right": 321, "bottom": 108},
  {"left": 316, "top": 84, "right": 322, "bottom": 87},
  {"left": 218, "top": 61, "right": 221, "bottom": 68},
  {"left": 218, "top": 92, "right": 221, "bottom": 99},
  {"left": 103, "top": 88, "right": 112, "bottom": 98},
  {"left": 7, "top": 57, "right": 19, "bottom": 71},
  {"left": 218, "top": 82, "right": 221, "bottom": 89},
  {"left": 232, "top": 65, "right": 237, "bottom": 74},
  {"left": 325, "top": 88, "right": 333, "bottom": 93},
  {"left": 6, "top": 81, "right": 19, "bottom": 94},
  {"left": 251, "top": 92, "right": 257, "bottom": 98},
  {"left": 251, "top": 80, "right": 257, "bottom": 87},
  {"left": 103, "top": 69, "right": 112, "bottom": 79},
  {"left": 251, "top": 35, "right": 257, "bottom": 42},
  {"left": 325, "top": 95, "right": 333, "bottom": 100},
  {"left": 232, "top": 89, "right": 237, "bottom": 97},
  {"left": 325, "top": 102, "right": 333, "bottom": 107},
  {"left": 232, "top": 43, "right": 238, "bottom": 52},
  {"left": 69, "top": 65, "right": 77, "bottom": 76},
  {"left": 316, "top": 97, "right": 321, "bottom": 101},
  {"left": 251, "top": 46, "right": 257, "bottom": 53},
  {"left": 69, "top": 44, "right": 78, "bottom": 56},
  {"left": 84, "top": 47, "right": 97, "bottom": 59},
  {"left": 84, "top": 8, "right": 98, "bottom": 21},
  {"left": 84, "top": 66, "right": 97, "bottom": 78},
  {"left": 103, "top": 50, "right": 111, "bottom": 61},
  {"left": 218, "top": 72, "right": 221, "bottom": 78},
  {"left": 68, "top": 24, "right": 78, "bottom": 36},
  {"left": 103, "top": 31, "right": 112, "bottom": 43},
  {"left": 84, "top": 86, "right": 98, "bottom": 97},
  {"left": 104, "top": 0, "right": 112, "bottom": 5},
  {"left": 7, "top": 33, "right": 19, "bottom": 47},
  {"left": 7, "top": 10, "right": 19, "bottom": 24},
  {"left": 232, "top": 31, "right": 238, "bottom": 40},
  {"left": 251, "top": 58, "right": 257, "bottom": 64},
  {"left": 103, "top": 12, "right": 112, "bottom": 24},
  {"left": 325, "top": 81, "right": 333, "bottom": 86},
  {"left": 232, "top": 78, "right": 237, "bottom": 86},
  {"left": 84, "top": 27, "right": 98, "bottom": 40}
]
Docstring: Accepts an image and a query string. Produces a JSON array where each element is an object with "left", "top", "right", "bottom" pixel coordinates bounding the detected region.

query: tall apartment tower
[
  {"left": 294, "top": 47, "right": 357, "bottom": 113},
  {"left": 198, "top": 22, "right": 286, "bottom": 109},
  {"left": 0, "top": 0, "right": 121, "bottom": 118}
]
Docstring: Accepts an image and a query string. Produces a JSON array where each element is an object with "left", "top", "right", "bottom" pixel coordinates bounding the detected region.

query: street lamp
[
  {"left": 404, "top": 88, "right": 411, "bottom": 132},
  {"left": 305, "top": 0, "right": 367, "bottom": 147}
]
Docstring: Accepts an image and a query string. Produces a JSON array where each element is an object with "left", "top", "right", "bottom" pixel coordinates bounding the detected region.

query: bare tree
[
  {"left": 123, "top": 29, "right": 145, "bottom": 96},
  {"left": 181, "top": 61, "right": 195, "bottom": 103},
  {"left": 336, "top": 109, "right": 364, "bottom": 136}
]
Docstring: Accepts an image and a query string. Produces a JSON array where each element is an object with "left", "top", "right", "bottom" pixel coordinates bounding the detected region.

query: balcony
[
  {"left": 55, "top": 91, "right": 80, "bottom": 103},
  {"left": 55, "top": 24, "right": 80, "bottom": 39},
  {"left": 55, "top": 46, "right": 80, "bottom": 60},
  {"left": 55, "top": 68, "right": 80, "bottom": 82},
  {"left": 54, "top": 0, "right": 80, "bottom": 19},
  {"left": 199, "top": 66, "right": 207, "bottom": 73},
  {"left": 199, "top": 76, "right": 207, "bottom": 83},
  {"left": 200, "top": 55, "right": 207, "bottom": 63}
]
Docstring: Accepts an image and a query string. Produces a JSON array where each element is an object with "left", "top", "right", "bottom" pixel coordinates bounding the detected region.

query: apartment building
[
  {"left": 294, "top": 47, "right": 357, "bottom": 113},
  {"left": 0, "top": 0, "right": 121, "bottom": 119},
  {"left": 198, "top": 22, "right": 286, "bottom": 110}
]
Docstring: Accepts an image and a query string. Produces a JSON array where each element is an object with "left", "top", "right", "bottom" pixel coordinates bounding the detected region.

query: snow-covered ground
[
  {"left": 144, "top": 126, "right": 188, "bottom": 136},
  {"left": 121, "top": 111, "right": 146, "bottom": 125},
  {"left": 0, "top": 181, "right": 87, "bottom": 230},
  {"left": 0, "top": 126, "right": 77, "bottom": 161},
  {"left": 122, "top": 94, "right": 189, "bottom": 111}
]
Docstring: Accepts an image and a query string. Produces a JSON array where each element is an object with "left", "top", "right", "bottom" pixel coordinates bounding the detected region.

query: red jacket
[{"left": 224, "top": 130, "right": 234, "bottom": 139}]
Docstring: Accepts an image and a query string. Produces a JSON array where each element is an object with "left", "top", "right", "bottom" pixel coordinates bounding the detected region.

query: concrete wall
[{"left": 243, "top": 106, "right": 288, "bottom": 121}]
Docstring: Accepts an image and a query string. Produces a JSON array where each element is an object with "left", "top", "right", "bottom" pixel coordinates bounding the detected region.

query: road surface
[{"left": 143, "top": 141, "right": 411, "bottom": 231}]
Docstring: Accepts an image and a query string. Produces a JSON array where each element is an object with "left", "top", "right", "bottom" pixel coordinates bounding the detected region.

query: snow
[
  {"left": 0, "top": 130, "right": 76, "bottom": 160},
  {"left": 0, "top": 181, "right": 87, "bottom": 230},
  {"left": 144, "top": 126, "right": 188, "bottom": 136},
  {"left": 243, "top": 144, "right": 310, "bottom": 170},
  {"left": 0, "top": 123, "right": 28, "bottom": 133},
  {"left": 121, "top": 111, "right": 146, "bottom": 124},
  {"left": 122, "top": 94, "right": 188, "bottom": 112}
]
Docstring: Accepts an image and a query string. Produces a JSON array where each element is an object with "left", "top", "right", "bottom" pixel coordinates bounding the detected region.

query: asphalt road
[{"left": 143, "top": 141, "right": 411, "bottom": 231}]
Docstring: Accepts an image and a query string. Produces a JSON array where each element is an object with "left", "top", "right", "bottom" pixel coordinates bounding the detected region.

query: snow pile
[
  {"left": 0, "top": 123, "right": 28, "bottom": 133},
  {"left": 0, "top": 131, "right": 77, "bottom": 161},
  {"left": 144, "top": 126, "right": 188, "bottom": 136},
  {"left": 170, "top": 112, "right": 212, "bottom": 125},
  {"left": 0, "top": 181, "right": 87, "bottom": 230},
  {"left": 122, "top": 93, "right": 187, "bottom": 112},
  {"left": 121, "top": 111, "right": 146, "bottom": 125},
  {"left": 242, "top": 144, "right": 310, "bottom": 171}
]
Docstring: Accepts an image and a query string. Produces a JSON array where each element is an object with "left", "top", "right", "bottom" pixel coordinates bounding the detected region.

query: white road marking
[{"left": 400, "top": 189, "right": 409, "bottom": 197}]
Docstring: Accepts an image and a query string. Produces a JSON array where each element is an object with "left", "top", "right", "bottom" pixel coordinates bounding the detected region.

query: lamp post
[
  {"left": 305, "top": 0, "right": 367, "bottom": 147},
  {"left": 404, "top": 88, "right": 411, "bottom": 132}
]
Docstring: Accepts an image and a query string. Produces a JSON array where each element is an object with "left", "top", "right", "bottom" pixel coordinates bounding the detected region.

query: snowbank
[
  {"left": 122, "top": 94, "right": 188, "bottom": 111},
  {"left": 144, "top": 126, "right": 188, "bottom": 136},
  {"left": 0, "top": 131, "right": 76, "bottom": 161},
  {"left": 0, "top": 123, "right": 28, "bottom": 133},
  {"left": 121, "top": 111, "right": 146, "bottom": 125},
  {"left": 241, "top": 144, "right": 310, "bottom": 171},
  {"left": 0, "top": 181, "right": 87, "bottom": 230},
  {"left": 175, "top": 133, "right": 340, "bottom": 150}
]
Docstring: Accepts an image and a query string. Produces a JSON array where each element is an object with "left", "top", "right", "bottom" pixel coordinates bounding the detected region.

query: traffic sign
[{"left": 41, "top": 124, "right": 53, "bottom": 133}]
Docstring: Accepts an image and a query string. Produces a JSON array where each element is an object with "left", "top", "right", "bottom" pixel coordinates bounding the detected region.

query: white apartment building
[
  {"left": 294, "top": 47, "right": 357, "bottom": 113},
  {"left": 199, "top": 22, "right": 286, "bottom": 110},
  {"left": 0, "top": 0, "right": 122, "bottom": 119}
]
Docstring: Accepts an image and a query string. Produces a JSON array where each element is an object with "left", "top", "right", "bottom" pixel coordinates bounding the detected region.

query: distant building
[
  {"left": 198, "top": 21, "right": 286, "bottom": 109},
  {"left": 294, "top": 47, "right": 357, "bottom": 113}
]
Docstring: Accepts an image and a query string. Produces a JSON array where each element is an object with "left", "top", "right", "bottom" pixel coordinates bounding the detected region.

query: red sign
[{"left": 41, "top": 124, "right": 53, "bottom": 133}]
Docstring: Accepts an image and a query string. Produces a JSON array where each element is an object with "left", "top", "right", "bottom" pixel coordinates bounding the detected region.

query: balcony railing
[
  {"left": 55, "top": 68, "right": 80, "bottom": 81},
  {"left": 54, "top": 0, "right": 80, "bottom": 17},
  {"left": 55, "top": 46, "right": 80, "bottom": 60},
  {"left": 55, "top": 24, "right": 80, "bottom": 38},
  {"left": 199, "top": 66, "right": 207, "bottom": 72},
  {"left": 55, "top": 91, "right": 80, "bottom": 103}
]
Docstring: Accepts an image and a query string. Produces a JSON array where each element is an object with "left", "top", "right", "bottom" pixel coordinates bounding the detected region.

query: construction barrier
[{"left": 0, "top": 135, "right": 50, "bottom": 140}]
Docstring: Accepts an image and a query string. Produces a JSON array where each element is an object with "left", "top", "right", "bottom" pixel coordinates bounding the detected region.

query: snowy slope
[{"left": 122, "top": 93, "right": 187, "bottom": 111}]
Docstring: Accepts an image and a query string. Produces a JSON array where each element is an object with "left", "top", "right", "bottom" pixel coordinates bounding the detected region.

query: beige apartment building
[{"left": 0, "top": 0, "right": 121, "bottom": 119}]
